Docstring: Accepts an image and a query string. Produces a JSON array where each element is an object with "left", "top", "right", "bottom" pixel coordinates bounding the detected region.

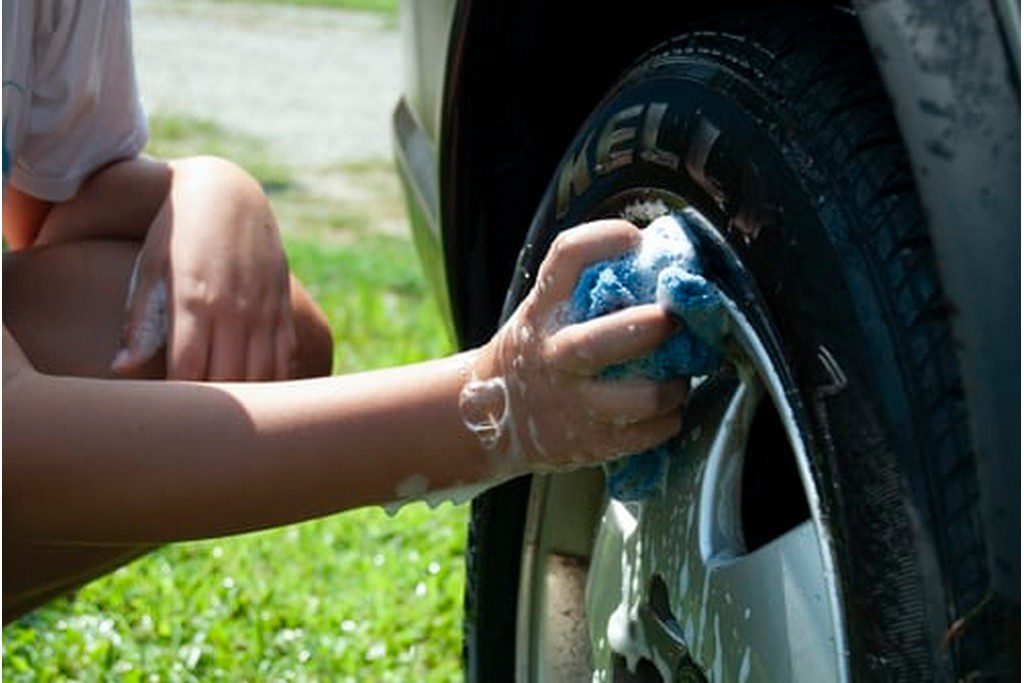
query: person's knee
[
  {"left": 172, "top": 156, "right": 334, "bottom": 379},
  {"left": 170, "top": 156, "right": 270, "bottom": 239},
  {"left": 289, "top": 275, "right": 334, "bottom": 378},
  {"left": 4, "top": 240, "right": 334, "bottom": 381},
  {"left": 3, "top": 241, "right": 153, "bottom": 379},
  {"left": 172, "top": 155, "right": 261, "bottom": 197}
]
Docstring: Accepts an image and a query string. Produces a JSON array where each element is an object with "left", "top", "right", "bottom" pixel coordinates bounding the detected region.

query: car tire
[{"left": 465, "top": 8, "right": 1003, "bottom": 681}]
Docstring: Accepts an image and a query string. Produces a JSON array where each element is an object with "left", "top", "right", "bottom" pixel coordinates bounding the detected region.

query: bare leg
[
  {"left": 3, "top": 240, "right": 333, "bottom": 379},
  {"left": 2, "top": 239, "right": 333, "bottom": 621}
]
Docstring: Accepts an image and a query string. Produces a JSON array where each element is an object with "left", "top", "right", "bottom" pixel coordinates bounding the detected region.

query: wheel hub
[{"left": 514, "top": 205, "right": 848, "bottom": 682}]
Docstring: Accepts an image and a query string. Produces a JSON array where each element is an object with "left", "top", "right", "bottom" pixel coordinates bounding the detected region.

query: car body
[{"left": 392, "top": 0, "right": 1020, "bottom": 678}]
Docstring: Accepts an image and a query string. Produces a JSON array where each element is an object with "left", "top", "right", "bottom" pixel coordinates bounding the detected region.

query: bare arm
[
  {"left": 4, "top": 329, "right": 492, "bottom": 544},
  {"left": 3, "top": 221, "right": 686, "bottom": 546},
  {"left": 4, "top": 156, "right": 303, "bottom": 381}
]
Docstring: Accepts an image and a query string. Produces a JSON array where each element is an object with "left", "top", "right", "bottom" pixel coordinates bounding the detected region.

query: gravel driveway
[{"left": 132, "top": 0, "right": 402, "bottom": 168}]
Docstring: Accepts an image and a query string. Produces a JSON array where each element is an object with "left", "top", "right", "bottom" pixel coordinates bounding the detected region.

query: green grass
[
  {"left": 3, "top": 505, "right": 467, "bottom": 681},
  {"left": 286, "top": 233, "right": 450, "bottom": 373},
  {"left": 209, "top": 0, "right": 397, "bottom": 17},
  {"left": 2, "top": 113, "right": 466, "bottom": 680},
  {"left": 145, "top": 116, "right": 293, "bottom": 194}
]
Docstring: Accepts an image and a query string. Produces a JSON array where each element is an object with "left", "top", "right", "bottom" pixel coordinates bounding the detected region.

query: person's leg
[
  {"left": 2, "top": 240, "right": 333, "bottom": 380},
  {"left": 2, "top": 239, "right": 333, "bottom": 622}
]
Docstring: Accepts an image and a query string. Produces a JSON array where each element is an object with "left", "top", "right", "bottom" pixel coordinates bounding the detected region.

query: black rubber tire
[{"left": 465, "top": 8, "right": 1006, "bottom": 682}]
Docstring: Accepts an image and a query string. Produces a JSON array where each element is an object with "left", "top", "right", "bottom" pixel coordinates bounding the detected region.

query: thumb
[{"left": 112, "top": 257, "right": 169, "bottom": 374}]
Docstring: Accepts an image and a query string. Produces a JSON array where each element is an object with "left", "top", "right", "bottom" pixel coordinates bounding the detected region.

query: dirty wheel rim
[{"left": 513, "top": 195, "right": 848, "bottom": 682}]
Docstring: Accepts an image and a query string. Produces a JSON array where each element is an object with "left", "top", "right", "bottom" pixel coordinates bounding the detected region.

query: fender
[{"left": 853, "top": 0, "right": 1020, "bottom": 609}]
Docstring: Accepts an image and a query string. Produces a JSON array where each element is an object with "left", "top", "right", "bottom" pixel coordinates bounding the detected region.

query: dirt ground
[{"left": 132, "top": 0, "right": 402, "bottom": 168}]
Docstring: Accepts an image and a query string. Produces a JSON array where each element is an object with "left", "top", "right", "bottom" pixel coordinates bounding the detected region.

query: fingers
[
  {"left": 583, "top": 376, "right": 689, "bottom": 425},
  {"left": 534, "top": 220, "right": 641, "bottom": 309},
  {"left": 165, "top": 291, "right": 299, "bottom": 381},
  {"left": 240, "top": 298, "right": 294, "bottom": 381},
  {"left": 167, "top": 307, "right": 210, "bottom": 381},
  {"left": 204, "top": 301, "right": 294, "bottom": 381},
  {"left": 548, "top": 304, "right": 678, "bottom": 374},
  {"left": 246, "top": 328, "right": 275, "bottom": 381},
  {"left": 207, "top": 322, "right": 248, "bottom": 381},
  {"left": 274, "top": 289, "right": 298, "bottom": 380},
  {"left": 606, "top": 412, "right": 684, "bottom": 458},
  {"left": 274, "top": 317, "right": 298, "bottom": 380}
]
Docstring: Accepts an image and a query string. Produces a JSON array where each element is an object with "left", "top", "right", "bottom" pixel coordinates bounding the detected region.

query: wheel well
[{"left": 441, "top": 0, "right": 856, "bottom": 347}]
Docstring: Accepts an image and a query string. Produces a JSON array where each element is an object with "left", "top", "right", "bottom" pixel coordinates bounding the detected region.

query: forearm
[
  {"left": 3, "top": 219, "right": 687, "bottom": 549},
  {"left": 3, "top": 352, "right": 498, "bottom": 545}
]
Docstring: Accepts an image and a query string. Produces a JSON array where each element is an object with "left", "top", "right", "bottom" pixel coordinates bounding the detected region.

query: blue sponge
[{"left": 567, "top": 214, "right": 728, "bottom": 501}]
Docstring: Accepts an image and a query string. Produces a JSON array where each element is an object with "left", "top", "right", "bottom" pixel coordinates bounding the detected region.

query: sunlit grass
[
  {"left": 2, "top": 112, "right": 466, "bottom": 681},
  {"left": 3, "top": 504, "right": 466, "bottom": 681},
  {"left": 211, "top": 0, "right": 397, "bottom": 16},
  {"left": 145, "top": 115, "right": 293, "bottom": 193},
  {"left": 286, "top": 233, "right": 450, "bottom": 373}
]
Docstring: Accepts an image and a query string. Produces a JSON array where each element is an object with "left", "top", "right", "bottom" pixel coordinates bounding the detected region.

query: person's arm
[
  {"left": 4, "top": 156, "right": 300, "bottom": 381},
  {"left": 2, "top": 221, "right": 686, "bottom": 545},
  {"left": 4, "top": 333, "right": 493, "bottom": 544}
]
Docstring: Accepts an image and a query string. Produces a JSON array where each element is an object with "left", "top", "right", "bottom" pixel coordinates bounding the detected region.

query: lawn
[
  {"left": 212, "top": 0, "right": 397, "bottom": 16},
  {"left": 1, "top": 114, "right": 468, "bottom": 681}
]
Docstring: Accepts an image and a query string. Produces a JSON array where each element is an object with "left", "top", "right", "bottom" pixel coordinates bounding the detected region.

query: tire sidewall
[{"left": 471, "top": 35, "right": 953, "bottom": 683}]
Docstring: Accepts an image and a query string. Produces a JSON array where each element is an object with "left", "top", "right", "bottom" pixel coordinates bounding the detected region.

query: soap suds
[
  {"left": 606, "top": 501, "right": 648, "bottom": 674},
  {"left": 382, "top": 477, "right": 496, "bottom": 517},
  {"left": 458, "top": 376, "right": 510, "bottom": 450},
  {"left": 567, "top": 213, "right": 728, "bottom": 501},
  {"left": 394, "top": 474, "right": 429, "bottom": 499},
  {"left": 119, "top": 253, "right": 168, "bottom": 364}
]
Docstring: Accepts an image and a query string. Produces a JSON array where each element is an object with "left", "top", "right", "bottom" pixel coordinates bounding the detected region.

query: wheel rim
[{"left": 514, "top": 195, "right": 848, "bottom": 682}]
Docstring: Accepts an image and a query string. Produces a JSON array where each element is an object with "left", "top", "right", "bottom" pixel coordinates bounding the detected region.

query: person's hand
[
  {"left": 111, "top": 157, "right": 297, "bottom": 380},
  {"left": 466, "top": 220, "right": 687, "bottom": 473}
]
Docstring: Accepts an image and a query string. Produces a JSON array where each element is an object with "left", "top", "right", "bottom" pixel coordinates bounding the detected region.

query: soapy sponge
[{"left": 567, "top": 213, "right": 728, "bottom": 500}]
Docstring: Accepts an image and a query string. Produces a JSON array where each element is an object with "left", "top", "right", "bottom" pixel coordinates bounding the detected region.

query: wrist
[
  {"left": 457, "top": 342, "right": 521, "bottom": 471},
  {"left": 469, "top": 336, "right": 502, "bottom": 382}
]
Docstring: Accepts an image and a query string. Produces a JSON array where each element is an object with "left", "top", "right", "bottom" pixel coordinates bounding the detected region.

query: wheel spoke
[
  {"left": 521, "top": 208, "right": 846, "bottom": 683},
  {"left": 691, "top": 521, "right": 839, "bottom": 681}
]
